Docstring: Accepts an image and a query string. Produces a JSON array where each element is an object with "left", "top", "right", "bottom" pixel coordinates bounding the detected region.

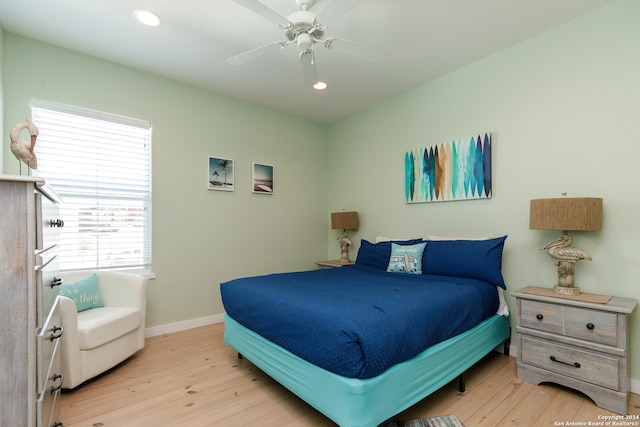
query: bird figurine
[
  {"left": 10, "top": 117, "right": 39, "bottom": 175},
  {"left": 542, "top": 233, "right": 592, "bottom": 294},
  {"left": 542, "top": 234, "right": 592, "bottom": 262}
]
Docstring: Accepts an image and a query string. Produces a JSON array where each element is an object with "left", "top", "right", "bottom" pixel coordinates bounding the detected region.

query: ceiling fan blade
[
  {"left": 227, "top": 41, "right": 287, "bottom": 65},
  {"left": 315, "top": 0, "right": 363, "bottom": 24},
  {"left": 232, "top": 0, "right": 291, "bottom": 28},
  {"left": 324, "top": 37, "right": 387, "bottom": 63},
  {"left": 299, "top": 50, "right": 318, "bottom": 87}
]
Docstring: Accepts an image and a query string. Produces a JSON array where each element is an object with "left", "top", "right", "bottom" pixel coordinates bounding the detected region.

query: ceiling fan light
[
  {"left": 134, "top": 9, "right": 162, "bottom": 27},
  {"left": 313, "top": 81, "right": 327, "bottom": 90},
  {"left": 297, "top": 33, "right": 313, "bottom": 50}
]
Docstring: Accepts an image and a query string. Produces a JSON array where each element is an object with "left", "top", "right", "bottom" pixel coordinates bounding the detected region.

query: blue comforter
[{"left": 220, "top": 264, "right": 499, "bottom": 379}]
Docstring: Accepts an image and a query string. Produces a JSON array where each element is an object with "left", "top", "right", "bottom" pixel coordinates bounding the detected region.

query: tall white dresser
[{"left": 1, "top": 175, "right": 64, "bottom": 427}]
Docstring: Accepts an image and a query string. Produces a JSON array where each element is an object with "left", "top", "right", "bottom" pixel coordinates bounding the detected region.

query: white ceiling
[{"left": 0, "top": 0, "right": 615, "bottom": 123}]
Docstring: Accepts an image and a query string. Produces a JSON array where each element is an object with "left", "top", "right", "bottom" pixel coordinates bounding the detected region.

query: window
[{"left": 32, "top": 100, "right": 152, "bottom": 272}]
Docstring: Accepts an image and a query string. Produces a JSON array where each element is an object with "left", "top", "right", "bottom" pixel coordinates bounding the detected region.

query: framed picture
[
  {"left": 252, "top": 163, "right": 274, "bottom": 194},
  {"left": 208, "top": 156, "right": 234, "bottom": 191},
  {"left": 405, "top": 132, "right": 492, "bottom": 203}
]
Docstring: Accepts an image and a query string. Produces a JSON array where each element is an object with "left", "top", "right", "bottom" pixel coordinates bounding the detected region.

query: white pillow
[{"left": 425, "top": 235, "right": 493, "bottom": 241}]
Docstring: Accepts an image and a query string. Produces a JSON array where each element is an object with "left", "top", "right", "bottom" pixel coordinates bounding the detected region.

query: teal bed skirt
[{"left": 224, "top": 313, "right": 510, "bottom": 427}]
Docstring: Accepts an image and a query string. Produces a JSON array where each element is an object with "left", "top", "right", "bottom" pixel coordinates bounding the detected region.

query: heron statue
[
  {"left": 10, "top": 118, "right": 39, "bottom": 175},
  {"left": 542, "top": 233, "right": 592, "bottom": 295}
]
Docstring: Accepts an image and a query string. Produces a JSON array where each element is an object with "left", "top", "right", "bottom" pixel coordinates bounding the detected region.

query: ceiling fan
[{"left": 227, "top": 0, "right": 387, "bottom": 87}]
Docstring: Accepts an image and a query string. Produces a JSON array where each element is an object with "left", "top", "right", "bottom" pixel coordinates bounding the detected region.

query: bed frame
[{"left": 224, "top": 313, "right": 510, "bottom": 427}]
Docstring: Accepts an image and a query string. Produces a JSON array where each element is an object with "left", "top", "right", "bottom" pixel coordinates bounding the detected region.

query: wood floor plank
[
  {"left": 496, "top": 383, "right": 561, "bottom": 426},
  {"left": 61, "top": 323, "right": 640, "bottom": 426}
]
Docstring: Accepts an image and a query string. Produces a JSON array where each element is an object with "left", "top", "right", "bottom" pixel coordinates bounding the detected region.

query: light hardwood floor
[{"left": 61, "top": 323, "right": 640, "bottom": 426}]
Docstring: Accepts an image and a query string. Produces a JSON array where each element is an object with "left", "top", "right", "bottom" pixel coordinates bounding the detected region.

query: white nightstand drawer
[
  {"left": 564, "top": 306, "right": 618, "bottom": 346},
  {"left": 521, "top": 336, "right": 619, "bottom": 390},
  {"left": 520, "top": 300, "right": 564, "bottom": 334}
]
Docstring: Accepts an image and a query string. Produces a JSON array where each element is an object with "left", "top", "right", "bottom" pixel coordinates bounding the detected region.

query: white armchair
[{"left": 59, "top": 270, "right": 149, "bottom": 389}]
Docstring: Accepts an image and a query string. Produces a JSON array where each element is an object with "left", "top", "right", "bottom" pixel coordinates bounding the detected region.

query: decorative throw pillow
[
  {"left": 59, "top": 273, "right": 105, "bottom": 312},
  {"left": 387, "top": 242, "right": 427, "bottom": 274},
  {"left": 355, "top": 239, "right": 424, "bottom": 270},
  {"left": 422, "top": 236, "right": 507, "bottom": 289}
]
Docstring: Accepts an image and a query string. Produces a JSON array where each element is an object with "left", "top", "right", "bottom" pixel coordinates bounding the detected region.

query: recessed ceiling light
[
  {"left": 134, "top": 9, "right": 162, "bottom": 27},
  {"left": 313, "top": 81, "right": 327, "bottom": 90}
]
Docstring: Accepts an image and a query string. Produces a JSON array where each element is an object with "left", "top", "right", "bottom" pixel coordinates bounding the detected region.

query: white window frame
[{"left": 31, "top": 100, "right": 152, "bottom": 273}]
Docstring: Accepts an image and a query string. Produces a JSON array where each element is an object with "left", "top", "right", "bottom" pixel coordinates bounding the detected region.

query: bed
[{"left": 221, "top": 236, "right": 511, "bottom": 427}]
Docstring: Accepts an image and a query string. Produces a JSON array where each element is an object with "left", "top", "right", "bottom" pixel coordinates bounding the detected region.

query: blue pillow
[
  {"left": 59, "top": 273, "right": 105, "bottom": 312},
  {"left": 355, "top": 239, "right": 424, "bottom": 270},
  {"left": 422, "top": 236, "right": 507, "bottom": 289},
  {"left": 387, "top": 242, "right": 427, "bottom": 274}
]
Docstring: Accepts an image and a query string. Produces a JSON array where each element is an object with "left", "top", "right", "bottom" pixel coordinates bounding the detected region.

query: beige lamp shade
[
  {"left": 530, "top": 198, "right": 602, "bottom": 231},
  {"left": 331, "top": 211, "right": 359, "bottom": 230}
]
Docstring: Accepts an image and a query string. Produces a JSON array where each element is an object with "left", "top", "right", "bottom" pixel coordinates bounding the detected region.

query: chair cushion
[{"left": 76, "top": 307, "right": 141, "bottom": 350}]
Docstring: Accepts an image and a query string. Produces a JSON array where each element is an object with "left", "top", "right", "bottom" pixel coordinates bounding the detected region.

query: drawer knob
[
  {"left": 49, "top": 325, "right": 64, "bottom": 341},
  {"left": 50, "top": 373, "right": 64, "bottom": 393},
  {"left": 550, "top": 355, "right": 581, "bottom": 368},
  {"left": 536, "top": 314, "right": 544, "bottom": 320},
  {"left": 50, "top": 277, "right": 64, "bottom": 288},
  {"left": 50, "top": 219, "right": 65, "bottom": 228},
  {"left": 586, "top": 323, "right": 595, "bottom": 330}
]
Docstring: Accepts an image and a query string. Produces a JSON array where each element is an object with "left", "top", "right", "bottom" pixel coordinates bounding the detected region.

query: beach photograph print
[
  {"left": 405, "top": 133, "right": 492, "bottom": 203},
  {"left": 252, "top": 163, "right": 274, "bottom": 194},
  {"left": 208, "top": 156, "right": 234, "bottom": 191}
]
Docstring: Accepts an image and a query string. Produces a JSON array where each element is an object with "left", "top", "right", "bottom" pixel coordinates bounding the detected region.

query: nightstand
[
  {"left": 315, "top": 260, "right": 354, "bottom": 268},
  {"left": 512, "top": 286, "right": 637, "bottom": 414}
]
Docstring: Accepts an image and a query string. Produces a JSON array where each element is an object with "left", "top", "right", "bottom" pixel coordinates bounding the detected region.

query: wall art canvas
[
  {"left": 208, "top": 156, "right": 234, "bottom": 191},
  {"left": 252, "top": 163, "right": 274, "bottom": 194},
  {"left": 405, "top": 133, "right": 492, "bottom": 203}
]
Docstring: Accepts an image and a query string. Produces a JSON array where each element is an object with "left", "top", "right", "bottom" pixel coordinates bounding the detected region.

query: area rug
[{"left": 381, "top": 414, "right": 465, "bottom": 427}]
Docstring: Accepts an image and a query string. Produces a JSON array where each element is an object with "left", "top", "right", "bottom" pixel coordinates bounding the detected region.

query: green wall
[
  {"left": 327, "top": 0, "right": 640, "bottom": 386},
  {"left": 1, "top": 33, "right": 329, "bottom": 327}
]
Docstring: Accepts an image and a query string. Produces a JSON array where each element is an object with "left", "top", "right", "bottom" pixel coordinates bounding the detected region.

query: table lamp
[
  {"left": 529, "top": 196, "right": 603, "bottom": 295},
  {"left": 331, "top": 211, "right": 359, "bottom": 264}
]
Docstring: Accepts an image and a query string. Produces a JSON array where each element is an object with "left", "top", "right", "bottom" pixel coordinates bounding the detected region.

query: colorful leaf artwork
[{"left": 405, "top": 133, "right": 492, "bottom": 203}]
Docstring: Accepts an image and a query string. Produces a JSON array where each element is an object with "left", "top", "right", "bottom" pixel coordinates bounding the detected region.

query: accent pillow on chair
[{"left": 58, "top": 273, "right": 104, "bottom": 312}]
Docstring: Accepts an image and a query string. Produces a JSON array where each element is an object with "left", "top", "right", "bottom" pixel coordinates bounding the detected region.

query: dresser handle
[
  {"left": 49, "top": 219, "right": 65, "bottom": 228},
  {"left": 536, "top": 314, "right": 544, "bottom": 320},
  {"left": 50, "top": 373, "right": 64, "bottom": 393},
  {"left": 53, "top": 423, "right": 64, "bottom": 427},
  {"left": 550, "top": 355, "right": 581, "bottom": 368},
  {"left": 50, "top": 277, "right": 64, "bottom": 288},
  {"left": 49, "top": 325, "right": 64, "bottom": 341},
  {"left": 586, "top": 323, "right": 595, "bottom": 330}
]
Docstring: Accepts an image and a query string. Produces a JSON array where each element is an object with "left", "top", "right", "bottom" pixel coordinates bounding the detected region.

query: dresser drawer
[
  {"left": 520, "top": 336, "right": 619, "bottom": 390},
  {"left": 36, "top": 344, "right": 62, "bottom": 427},
  {"left": 37, "top": 297, "right": 63, "bottom": 394},
  {"left": 38, "top": 387, "right": 62, "bottom": 427},
  {"left": 36, "top": 191, "right": 62, "bottom": 251},
  {"left": 564, "top": 306, "right": 618, "bottom": 346},
  {"left": 36, "top": 248, "right": 61, "bottom": 318},
  {"left": 520, "top": 300, "right": 564, "bottom": 334}
]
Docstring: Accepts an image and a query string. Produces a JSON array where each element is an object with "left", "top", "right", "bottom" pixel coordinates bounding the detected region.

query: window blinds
[{"left": 31, "top": 100, "right": 152, "bottom": 272}]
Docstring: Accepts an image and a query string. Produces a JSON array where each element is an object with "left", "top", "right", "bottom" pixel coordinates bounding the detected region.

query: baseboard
[{"left": 145, "top": 313, "right": 225, "bottom": 337}]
